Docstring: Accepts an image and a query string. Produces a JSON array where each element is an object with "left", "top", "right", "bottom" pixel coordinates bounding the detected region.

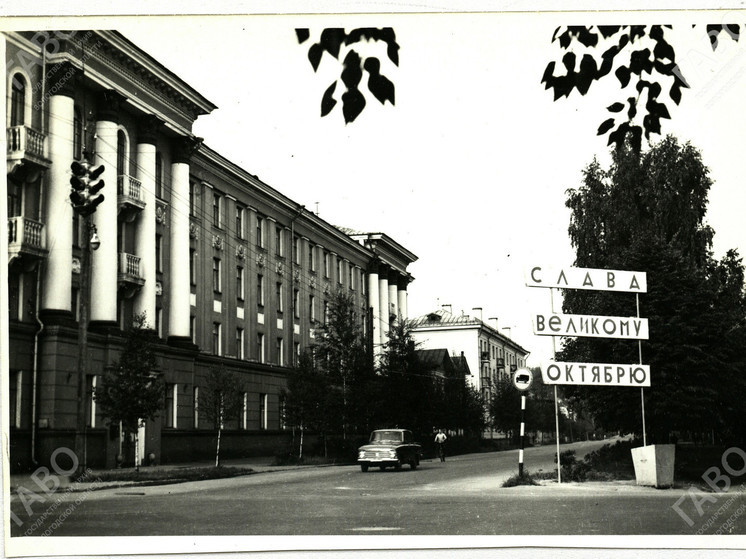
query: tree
[
  {"left": 296, "top": 28, "right": 399, "bottom": 123},
  {"left": 95, "top": 313, "right": 162, "bottom": 471},
  {"left": 313, "top": 290, "right": 373, "bottom": 440},
  {"left": 542, "top": 25, "right": 744, "bottom": 151},
  {"left": 559, "top": 136, "right": 746, "bottom": 442},
  {"left": 489, "top": 376, "right": 521, "bottom": 439},
  {"left": 281, "top": 350, "right": 330, "bottom": 460},
  {"left": 377, "top": 319, "right": 438, "bottom": 435},
  {"left": 200, "top": 366, "right": 245, "bottom": 467}
]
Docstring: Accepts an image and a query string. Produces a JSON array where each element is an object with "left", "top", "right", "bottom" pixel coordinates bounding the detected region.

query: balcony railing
[
  {"left": 117, "top": 175, "right": 145, "bottom": 220},
  {"left": 8, "top": 216, "right": 47, "bottom": 264},
  {"left": 118, "top": 174, "right": 143, "bottom": 199},
  {"left": 7, "top": 126, "right": 46, "bottom": 159},
  {"left": 118, "top": 252, "right": 142, "bottom": 278}
]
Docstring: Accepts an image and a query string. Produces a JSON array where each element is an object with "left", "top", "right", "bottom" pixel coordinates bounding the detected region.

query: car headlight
[{"left": 358, "top": 451, "right": 365, "bottom": 459}]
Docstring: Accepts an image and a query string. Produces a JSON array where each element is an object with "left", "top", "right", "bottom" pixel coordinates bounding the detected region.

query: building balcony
[
  {"left": 117, "top": 174, "right": 145, "bottom": 222},
  {"left": 7, "top": 126, "right": 50, "bottom": 180},
  {"left": 480, "top": 351, "right": 490, "bottom": 362},
  {"left": 118, "top": 252, "right": 145, "bottom": 296},
  {"left": 8, "top": 216, "right": 47, "bottom": 267}
]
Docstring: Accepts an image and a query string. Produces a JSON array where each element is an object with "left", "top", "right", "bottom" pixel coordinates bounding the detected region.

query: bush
[{"left": 502, "top": 470, "right": 539, "bottom": 487}]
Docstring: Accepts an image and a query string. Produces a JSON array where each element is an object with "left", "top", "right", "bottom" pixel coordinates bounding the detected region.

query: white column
[
  {"left": 133, "top": 140, "right": 156, "bottom": 324},
  {"left": 368, "top": 268, "right": 380, "bottom": 357},
  {"left": 388, "top": 272, "right": 398, "bottom": 323},
  {"left": 398, "top": 287, "right": 409, "bottom": 320},
  {"left": 90, "top": 119, "right": 119, "bottom": 324},
  {"left": 168, "top": 158, "right": 191, "bottom": 338},
  {"left": 378, "top": 270, "right": 389, "bottom": 346},
  {"left": 42, "top": 93, "right": 74, "bottom": 312}
]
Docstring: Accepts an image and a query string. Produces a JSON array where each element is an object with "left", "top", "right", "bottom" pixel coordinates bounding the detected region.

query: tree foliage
[
  {"left": 296, "top": 27, "right": 399, "bottom": 123},
  {"left": 559, "top": 136, "right": 746, "bottom": 443},
  {"left": 96, "top": 313, "right": 162, "bottom": 436},
  {"left": 542, "top": 25, "right": 743, "bottom": 151}
]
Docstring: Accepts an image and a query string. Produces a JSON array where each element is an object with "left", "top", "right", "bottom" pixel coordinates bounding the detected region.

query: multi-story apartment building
[
  {"left": 4, "top": 30, "right": 416, "bottom": 471},
  {"left": 409, "top": 307, "right": 530, "bottom": 402}
]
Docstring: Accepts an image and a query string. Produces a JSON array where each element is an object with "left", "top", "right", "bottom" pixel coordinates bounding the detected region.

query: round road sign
[{"left": 513, "top": 368, "right": 533, "bottom": 391}]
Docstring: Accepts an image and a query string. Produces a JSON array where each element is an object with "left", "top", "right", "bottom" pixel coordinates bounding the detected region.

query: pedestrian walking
[{"left": 434, "top": 430, "right": 447, "bottom": 462}]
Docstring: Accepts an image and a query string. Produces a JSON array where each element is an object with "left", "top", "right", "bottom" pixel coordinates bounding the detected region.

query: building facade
[
  {"left": 4, "top": 30, "right": 416, "bottom": 471},
  {"left": 409, "top": 308, "right": 530, "bottom": 403}
]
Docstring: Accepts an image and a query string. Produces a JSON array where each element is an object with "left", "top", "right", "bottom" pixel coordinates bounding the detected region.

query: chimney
[
  {"left": 472, "top": 307, "right": 483, "bottom": 322},
  {"left": 442, "top": 304, "right": 452, "bottom": 314},
  {"left": 489, "top": 317, "right": 499, "bottom": 330}
]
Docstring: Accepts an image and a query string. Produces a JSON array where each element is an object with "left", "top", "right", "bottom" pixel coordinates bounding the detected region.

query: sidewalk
[{"left": 7, "top": 455, "right": 316, "bottom": 495}]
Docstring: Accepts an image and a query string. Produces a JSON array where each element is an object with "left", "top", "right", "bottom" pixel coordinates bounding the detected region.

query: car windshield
[{"left": 370, "top": 430, "right": 402, "bottom": 443}]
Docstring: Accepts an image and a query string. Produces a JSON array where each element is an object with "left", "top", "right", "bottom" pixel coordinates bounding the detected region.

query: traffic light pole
[{"left": 74, "top": 216, "right": 95, "bottom": 475}]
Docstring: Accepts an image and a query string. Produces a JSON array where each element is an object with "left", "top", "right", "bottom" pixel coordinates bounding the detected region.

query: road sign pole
[
  {"left": 550, "top": 288, "right": 561, "bottom": 483},
  {"left": 637, "top": 293, "right": 647, "bottom": 446},
  {"left": 518, "top": 394, "right": 526, "bottom": 477}
]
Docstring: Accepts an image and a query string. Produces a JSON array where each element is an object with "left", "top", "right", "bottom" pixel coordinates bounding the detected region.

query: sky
[{"left": 13, "top": 9, "right": 746, "bottom": 366}]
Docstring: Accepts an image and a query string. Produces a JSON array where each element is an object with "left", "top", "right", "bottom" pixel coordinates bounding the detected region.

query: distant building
[
  {"left": 4, "top": 30, "right": 416, "bottom": 470},
  {"left": 409, "top": 308, "right": 530, "bottom": 402}
]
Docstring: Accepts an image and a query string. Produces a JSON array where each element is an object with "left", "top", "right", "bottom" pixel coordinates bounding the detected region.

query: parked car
[{"left": 357, "top": 429, "right": 422, "bottom": 472}]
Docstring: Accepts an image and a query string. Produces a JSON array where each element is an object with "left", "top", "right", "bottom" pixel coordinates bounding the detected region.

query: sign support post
[
  {"left": 513, "top": 368, "right": 533, "bottom": 478},
  {"left": 550, "top": 287, "right": 561, "bottom": 483},
  {"left": 519, "top": 394, "right": 526, "bottom": 477},
  {"left": 637, "top": 293, "right": 647, "bottom": 446}
]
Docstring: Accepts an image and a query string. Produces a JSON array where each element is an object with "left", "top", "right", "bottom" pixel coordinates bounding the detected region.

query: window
[
  {"left": 256, "top": 215, "right": 264, "bottom": 248},
  {"left": 212, "top": 322, "right": 222, "bottom": 355},
  {"left": 293, "top": 289, "right": 300, "bottom": 319},
  {"left": 236, "top": 266, "right": 244, "bottom": 301},
  {"left": 293, "top": 236, "right": 299, "bottom": 265},
  {"left": 257, "top": 333, "right": 265, "bottom": 363},
  {"left": 308, "top": 244, "right": 315, "bottom": 272},
  {"left": 9, "top": 370, "right": 21, "bottom": 428},
  {"left": 323, "top": 251, "right": 330, "bottom": 278},
  {"left": 189, "top": 182, "right": 197, "bottom": 216},
  {"left": 73, "top": 106, "right": 83, "bottom": 160},
  {"left": 212, "top": 192, "right": 222, "bottom": 227},
  {"left": 240, "top": 392, "right": 248, "bottom": 430},
  {"left": 323, "top": 300, "right": 329, "bottom": 325},
  {"left": 193, "top": 386, "right": 199, "bottom": 429},
  {"left": 165, "top": 383, "right": 177, "bottom": 428},
  {"left": 71, "top": 287, "right": 80, "bottom": 322},
  {"left": 276, "top": 282, "right": 283, "bottom": 313},
  {"left": 276, "top": 338, "right": 284, "bottom": 366},
  {"left": 190, "top": 249, "right": 197, "bottom": 285},
  {"left": 156, "top": 234, "right": 163, "bottom": 273},
  {"left": 212, "top": 258, "right": 222, "bottom": 293},
  {"left": 190, "top": 316, "right": 196, "bottom": 344},
  {"left": 117, "top": 129, "right": 127, "bottom": 177},
  {"left": 257, "top": 274, "right": 264, "bottom": 307},
  {"left": 156, "top": 307, "right": 163, "bottom": 338},
  {"left": 72, "top": 212, "right": 80, "bottom": 247},
  {"left": 86, "top": 375, "right": 97, "bottom": 428},
  {"left": 280, "top": 394, "right": 288, "bottom": 430},
  {"left": 259, "top": 393, "right": 268, "bottom": 430},
  {"left": 236, "top": 206, "right": 244, "bottom": 238},
  {"left": 10, "top": 73, "right": 25, "bottom": 126},
  {"left": 155, "top": 152, "right": 164, "bottom": 198},
  {"left": 337, "top": 258, "right": 343, "bottom": 284},
  {"left": 275, "top": 226, "right": 283, "bottom": 256},
  {"left": 349, "top": 265, "right": 354, "bottom": 289},
  {"left": 309, "top": 294, "right": 316, "bottom": 323},
  {"left": 294, "top": 342, "right": 301, "bottom": 366},
  {"left": 236, "top": 327, "right": 244, "bottom": 359}
]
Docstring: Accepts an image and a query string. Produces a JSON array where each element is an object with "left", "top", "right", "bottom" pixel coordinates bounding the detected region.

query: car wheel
[
  {"left": 394, "top": 462, "right": 402, "bottom": 471},
  {"left": 410, "top": 460, "right": 417, "bottom": 470},
  {"left": 379, "top": 465, "right": 386, "bottom": 471},
  {"left": 361, "top": 464, "right": 369, "bottom": 472}
]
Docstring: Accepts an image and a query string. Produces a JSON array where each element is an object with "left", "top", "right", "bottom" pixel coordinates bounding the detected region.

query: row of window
[{"left": 205, "top": 323, "right": 303, "bottom": 366}]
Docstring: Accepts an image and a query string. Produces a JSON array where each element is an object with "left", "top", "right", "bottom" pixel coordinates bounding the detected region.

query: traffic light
[{"left": 69, "top": 160, "right": 105, "bottom": 217}]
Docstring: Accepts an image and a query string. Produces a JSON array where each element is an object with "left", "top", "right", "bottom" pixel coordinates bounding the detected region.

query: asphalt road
[{"left": 9, "top": 438, "right": 746, "bottom": 539}]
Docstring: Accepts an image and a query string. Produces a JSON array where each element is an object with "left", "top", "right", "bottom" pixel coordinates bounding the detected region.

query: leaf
[
  {"left": 576, "top": 54, "right": 598, "bottom": 94},
  {"left": 562, "top": 51, "right": 577, "bottom": 72},
  {"left": 598, "top": 25, "right": 622, "bottom": 39},
  {"left": 308, "top": 43, "right": 323, "bottom": 72},
  {"left": 296, "top": 29, "right": 310, "bottom": 44},
  {"left": 558, "top": 29, "right": 572, "bottom": 48},
  {"left": 670, "top": 82, "right": 683, "bottom": 105},
  {"left": 321, "top": 81, "right": 338, "bottom": 117},
  {"left": 615, "top": 65, "right": 631, "bottom": 88},
  {"left": 320, "top": 28, "right": 346, "bottom": 59},
  {"left": 342, "top": 88, "right": 366, "bottom": 123},
  {"left": 541, "top": 61, "right": 556, "bottom": 86},
  {"left": 629, "top": 126, "right": 642, "bottom": 153},
  {"left": 340, "top": 50, "right": 363, "bottom": 89},
  {"left": 607, "top": 102, "right": 625, "bottom": 112},
  {"left": 627, "top": 97, "right": 637, "bottom": 119},
  {"left": 364, "top": 57, "right": 395, "bottom": 105},
  {"left": 597, "top": 117, "right": 616, "bottom": 136}
]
